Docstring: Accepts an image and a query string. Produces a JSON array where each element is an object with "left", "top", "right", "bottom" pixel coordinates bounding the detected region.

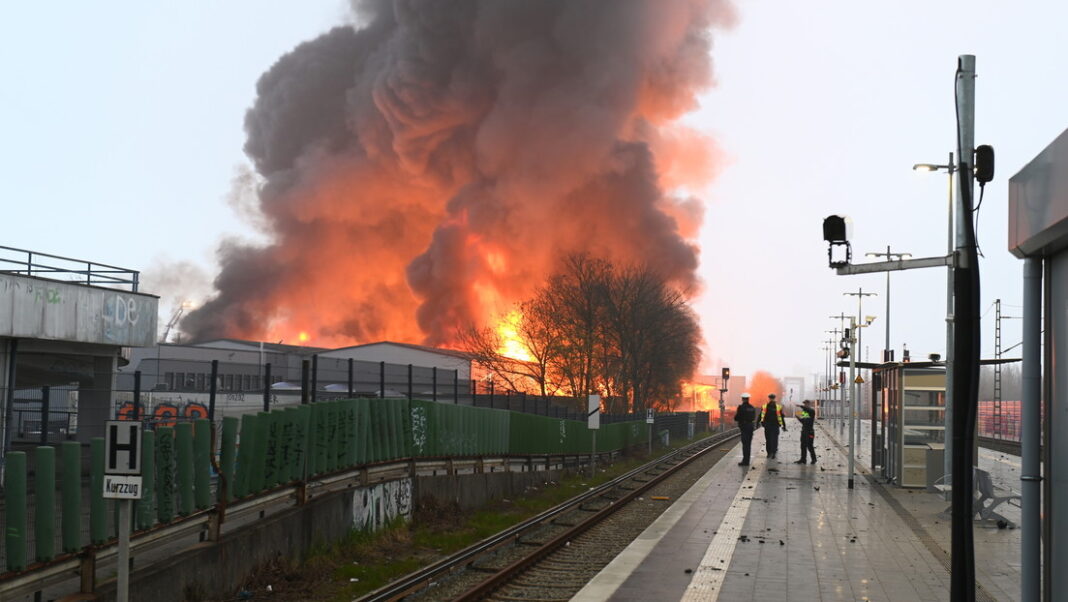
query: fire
[
  {"left": 179, "top": 2, "right": 729, "bottom": 351},
  {"left": 680, "top": 381, "right": 721, "bottom": 412},
  {"left": 496, "top": 310, "right": 534, "bottom": 362}
]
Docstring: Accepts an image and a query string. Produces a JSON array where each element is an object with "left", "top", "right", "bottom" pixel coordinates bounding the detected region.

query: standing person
[
  {"left": 760, "top": 393, "right": 786, "bottom": 459},
  {"left": 794, "top": 399, "right": 817, "bottom": 464},
  {"left": 734, "top": 393, "right": 758, "bottom": 466}
]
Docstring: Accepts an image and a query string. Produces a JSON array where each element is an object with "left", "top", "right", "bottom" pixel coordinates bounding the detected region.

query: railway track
[{"left": 357, "top": 429, "right": 740, "bottom": 602}]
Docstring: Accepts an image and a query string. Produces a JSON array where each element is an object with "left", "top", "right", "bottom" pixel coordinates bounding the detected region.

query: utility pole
[
  {"left": 950, "top": 54, "right": 979, "bottom": 602},
  {"left": 846, "top": 317, "right": 858, "bottom": 489},
  {"left": 866, "top": 246, "right": 910, "bottom": 362},
  {"left": 830, "top": 314, "right": 849, "bottom": 429},
  {"left": 845, "top": 288, "right": 876, "bottom": 448},
  {"left": 827, "top": 328, "right": 842, "bottom": 421}
]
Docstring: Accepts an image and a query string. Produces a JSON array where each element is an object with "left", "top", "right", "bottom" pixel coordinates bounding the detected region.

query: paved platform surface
[{"left": 574, "top": 420, "right": 1023, "bottom": 601}]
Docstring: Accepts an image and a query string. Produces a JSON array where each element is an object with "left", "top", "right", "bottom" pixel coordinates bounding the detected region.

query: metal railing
[{"left": 0, "top": 245, "right": 140, "bottom": 291}]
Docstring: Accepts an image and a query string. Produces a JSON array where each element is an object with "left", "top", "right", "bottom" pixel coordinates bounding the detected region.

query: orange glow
[
  {"left": 745, "top": 370, "right": 785, "bottom": 407},
  {"left": 298, "top": 331, "right": 310, "bottom": 344},
  {"left": 496, "top": 310, "right": 534, "bottom": 362}
]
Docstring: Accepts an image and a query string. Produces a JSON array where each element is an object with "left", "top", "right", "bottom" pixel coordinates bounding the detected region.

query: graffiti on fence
[
  {"left": 116, "top": 400, "right": 208, "bottom": 426},
  {"left": 352, "top": 478, "right": 412, "bottom": 532},
  {"left": 410, "top": 406, "right": 428, "bottom": 453}
]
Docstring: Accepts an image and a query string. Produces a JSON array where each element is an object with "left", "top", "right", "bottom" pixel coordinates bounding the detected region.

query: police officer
[
  {"left": 734, "top": 393, "right": 757, "bottom": 466},
  {"left": 760, "top": 393, "right": 786, "bottom": 459},
  {"left": 794, "top": 399, "right": 817, "bottom": 464}
]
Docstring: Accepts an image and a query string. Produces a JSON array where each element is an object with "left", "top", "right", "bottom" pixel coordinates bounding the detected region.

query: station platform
[{"left": 573, "top": 421, "right": 1023, "bottom": 601}]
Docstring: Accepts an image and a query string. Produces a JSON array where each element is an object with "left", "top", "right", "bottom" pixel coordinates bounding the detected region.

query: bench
[{"left": 934, "top": 468, "right": 1021, "bottom": 527}]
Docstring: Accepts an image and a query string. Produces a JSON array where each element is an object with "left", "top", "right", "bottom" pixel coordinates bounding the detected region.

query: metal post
[
  {"left": 407, "top": 364, "right": 413, "bottom": 401},
  {"left": 40, "top": 385, "right": 50, "bottom": 445},
  {"left": 379, "top": 362, "right": 385, "bottom": 398},
  {"left": 262, "top": 363, "right": 271, "bottom": 412},
  {"left": 117, "top": 499, "right": 131, "bottom": 602},
  {"left": 848, "top": 318, "right": 856, "bottom": 490},
  {"left": 301, "top": 360, "right": 310, "bottom": 405},
  {"left": 1021, "top": 257, "right": 1041, "bottom": 602},
  {"left": 845, "top": 288, "right": 876, "bottom": 449},
  {"left": 208, "top": 361, "right": 218, "bottom": 421},
  {"left": 432, "top": 367, "right": 437, "bottom": 402},
  {"left": 311, "top": 354, "right": 318, "bottom": 403},
  {"left": 945, "top": 150, "right": 957, "bottom": 495},
  {"left": 950, "top": 53, "right": 978, "bottom": 602},
  {"left": 132, "top": 371, "right": 141, "bottom": 426},
  {"left": 347, "top": 358, "right": 354, "bottom": 398},
  {"left": 453, "top": 370, "right": 459, "bottom": 404},
  {"left": 590, "top": 430, "right": 597, "bottom": 479}
]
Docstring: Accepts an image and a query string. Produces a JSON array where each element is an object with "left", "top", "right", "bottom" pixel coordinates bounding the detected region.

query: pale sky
[{"left": 3, "top": 1, "right": 1065, "bottom": 383}]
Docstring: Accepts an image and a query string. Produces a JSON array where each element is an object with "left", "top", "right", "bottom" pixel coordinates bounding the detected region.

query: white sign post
[
  {"left": 646, "top": 409, "right": 654, "bottom": 455},
  {"left": 104, "top": 421, "right": 142, "bottom": 602},
  {"left": 587, "top": 395, "right": 600, "bottom": 478}
]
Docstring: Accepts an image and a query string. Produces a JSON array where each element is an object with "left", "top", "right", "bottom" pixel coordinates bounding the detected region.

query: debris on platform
[{"left": 651, "top": 495, "right": 671, "bottom": 500}]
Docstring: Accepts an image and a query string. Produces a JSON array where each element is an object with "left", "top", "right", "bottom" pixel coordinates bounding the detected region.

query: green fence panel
[
  {"left": 410, "top": 400, "right": 428, "bottom": 457},
  {"left": 279, "top": 407, "right": 295, "bottom": 482},
  {"left": 249, "top": 411, "right": 270, "bottom": 493},
  {"left": 354, "top": 399, "right": 369, "bottom": 465},
  {"left": 343, "top": 399, "right": 357, "bottom": 467},
  {"left": 193, "top": 419, "right": 212, "bottom": 510},
  {"left": 296, "top": 405, "right": 311, "bottom": 481},
  {"left": 175, "top": 422, "right": 195, "bottom": 516},
  {"left": 219, "top": 416, "right": 238, "bottom": 502},
  {"left": 329, "top": 402, "right": 341, "bottom": 469},
  {"left": 262, "top": 410, "right": 280, "bottom": 488},
  {"left": 34, "top": 446, "right": 55, "bottom": 562},
  {"left": 136, "top": 431, "right": 156, "bottom": 531},
  {"left": 388, "top": 399, "right": 401, "bottom": 460},
  {"left": 306, "top": 403, "right": 320, "bottom": 474},
  {"left": 155, "top": 427, "right": 176, "bottom": 525},
  {"left": 366, "top": 401, "right": 380, "bottom": 463},
  {"left": 234, "top": 413, "right": 257, "bottom": 498},
  {"left": 325, "top": 401, "right": 339, "bottom": 472},
  {"left": 61, "top": 441, "right": 81, "bottom": 552},
  {"left": 4, "top": 450, "right": 27, "bottom": 571}
]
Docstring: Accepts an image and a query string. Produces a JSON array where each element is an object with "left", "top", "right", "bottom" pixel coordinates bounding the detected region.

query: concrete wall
[
  {"left": 98, "top": 466, "right": 571, "bottom": 601},
  {"left": 0, "top": 273, "right": 158, "bottom": 347}
]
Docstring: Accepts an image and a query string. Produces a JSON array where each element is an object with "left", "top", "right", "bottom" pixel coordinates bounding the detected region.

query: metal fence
[{"left": 0, "top": 245, "right": 140, "bottom": 291}]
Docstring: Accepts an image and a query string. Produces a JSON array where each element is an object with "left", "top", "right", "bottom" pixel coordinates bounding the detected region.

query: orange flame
[{"left": 496, "top": 310, "right": 534, "bottom": 362}]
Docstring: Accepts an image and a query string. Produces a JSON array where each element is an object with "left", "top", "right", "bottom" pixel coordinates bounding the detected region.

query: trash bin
[{"left": 926, "top": 443, "right": 945, "bottom": 492}]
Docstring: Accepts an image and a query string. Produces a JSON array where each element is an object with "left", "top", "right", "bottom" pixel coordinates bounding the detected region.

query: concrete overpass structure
[{"left": 0, "top": 247, "right": 158, "bottom": 464}]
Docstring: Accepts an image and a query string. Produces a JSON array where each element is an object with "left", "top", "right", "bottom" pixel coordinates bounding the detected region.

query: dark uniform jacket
[
  {"left": 734, "top": 403, "right": 757, "bottom": 427},
  {"left": 797, "top": 406, "right": 816, "bottom": 432}
]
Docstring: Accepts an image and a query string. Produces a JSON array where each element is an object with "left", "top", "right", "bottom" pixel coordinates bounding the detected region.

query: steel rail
[{"left": 357, "top": 429, "right": 738, "bottom": 602}]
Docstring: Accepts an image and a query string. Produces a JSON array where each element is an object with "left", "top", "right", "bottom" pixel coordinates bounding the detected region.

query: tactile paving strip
[{"left": 680, "top": 456, "right": 765, "bottom": 601}]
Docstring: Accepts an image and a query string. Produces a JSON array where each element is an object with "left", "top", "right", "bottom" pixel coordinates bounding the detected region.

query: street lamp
[
  {"left": 913, "top": 152, "right": 956, "bottom": 497},
  {"left": 866, "top": 247, "right": 911, "bottom": 363}
]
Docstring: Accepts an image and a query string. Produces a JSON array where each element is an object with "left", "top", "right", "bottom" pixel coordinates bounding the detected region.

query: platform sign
[
  {"left": 103, "top": 475, "right": 143, "bottom": 500},
  {"left": 854, "top": 375, "right": 865, "bottom": 384},
  {"left": 646, "top": 408, "right": 655, "bottom": 424},
  {"left": 587, "top": 395, "right": 601, "bottom": 430},
  {"left": 105, "top": 420, "right": 142, "bottom": 476}
]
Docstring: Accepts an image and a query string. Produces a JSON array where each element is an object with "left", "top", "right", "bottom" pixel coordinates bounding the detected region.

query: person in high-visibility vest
[
  {"left": 759, "top": 393, "right": 786, "bottom": 459},
  {"left": 794, "top": 399, "right": 817, "bottom": 464}
]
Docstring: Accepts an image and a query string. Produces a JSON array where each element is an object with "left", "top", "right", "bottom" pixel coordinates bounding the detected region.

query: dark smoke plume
[{"left": 183, "top": 0, "right": 735, "bottom": 347}]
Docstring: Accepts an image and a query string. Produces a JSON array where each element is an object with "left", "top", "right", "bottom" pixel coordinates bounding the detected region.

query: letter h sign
[{"left": 105, "top": 420, "right": 142, "bottom": 476}]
